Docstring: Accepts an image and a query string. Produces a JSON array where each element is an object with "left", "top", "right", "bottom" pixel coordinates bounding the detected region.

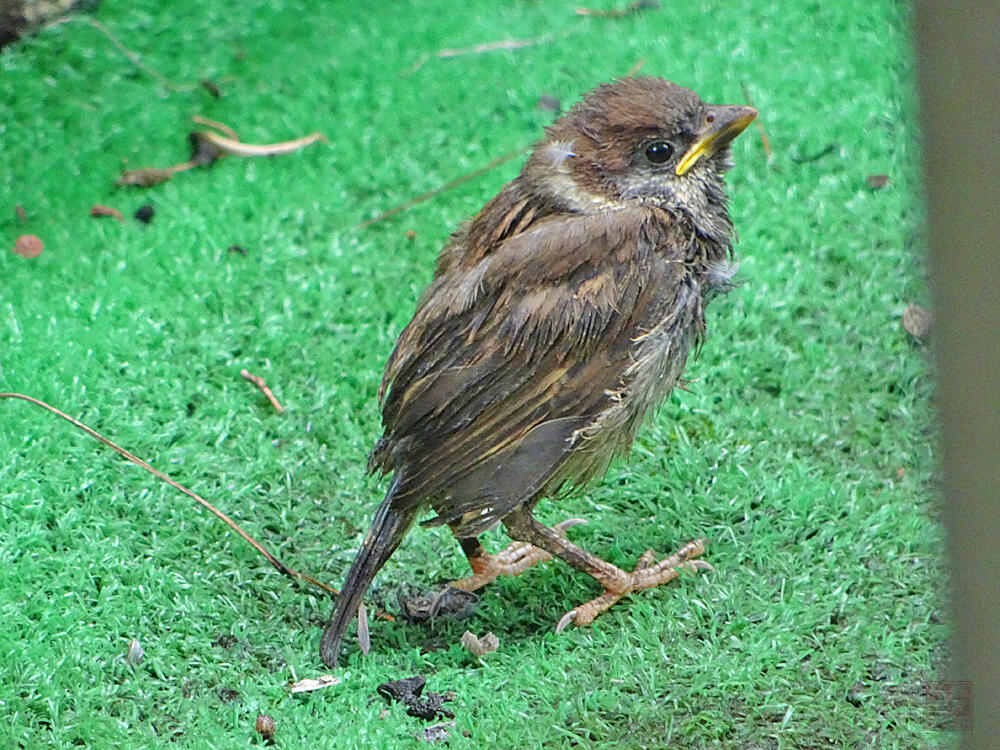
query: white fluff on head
[{"left": 545, "top": 140, "right": 577, "bottom": 171}]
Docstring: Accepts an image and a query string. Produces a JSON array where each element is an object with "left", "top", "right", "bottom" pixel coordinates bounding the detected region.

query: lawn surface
[{"left": 1, "top": 1, "right": 952, "bottom": 748}]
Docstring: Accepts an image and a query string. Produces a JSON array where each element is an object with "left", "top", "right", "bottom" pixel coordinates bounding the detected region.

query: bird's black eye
[{"left": 644, "top": 140, "right": 674, "bottom": 164}]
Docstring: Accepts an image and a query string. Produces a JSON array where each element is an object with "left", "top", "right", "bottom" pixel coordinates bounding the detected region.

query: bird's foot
[
  {"left": 555, "top": 538, "right": 712, "bottom": 632},
  {"left": 450, "top": 518, "right": 587, "bottom": 592}
]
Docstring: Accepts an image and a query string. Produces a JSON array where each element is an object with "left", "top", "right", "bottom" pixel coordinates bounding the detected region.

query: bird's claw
[
  {"left": 555, "top": 609, "right": 578, "bottom": 633},
  {"left": 553, "top": 540, "right": 712, "bottom": 633}
]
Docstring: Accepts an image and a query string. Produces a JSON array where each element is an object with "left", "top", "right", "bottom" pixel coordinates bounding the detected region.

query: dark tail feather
[{"left": 320, "top": 489, "right": 418, "bottom": 667}]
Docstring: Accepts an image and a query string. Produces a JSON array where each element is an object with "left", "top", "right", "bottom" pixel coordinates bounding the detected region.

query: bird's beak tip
[{"left": 675, "top": 105, "right": 758, "bottom": 176}]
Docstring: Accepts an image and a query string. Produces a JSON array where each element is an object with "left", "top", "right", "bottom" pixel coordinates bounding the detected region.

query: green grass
[{"left": 1, "top": 1, "right": 950, "bottom": 748}]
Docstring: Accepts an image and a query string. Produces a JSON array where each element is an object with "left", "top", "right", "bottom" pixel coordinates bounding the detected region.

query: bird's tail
[{"left": 320, "top": 487, "right": 418, "bottom": 667}]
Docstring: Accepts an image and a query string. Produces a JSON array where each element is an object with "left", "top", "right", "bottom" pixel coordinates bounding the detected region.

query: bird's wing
[{"left": 372, "top": 205, "right": 700, "bottom": 531}]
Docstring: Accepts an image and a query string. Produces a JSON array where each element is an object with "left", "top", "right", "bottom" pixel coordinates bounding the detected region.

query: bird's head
[{"left": 525, "top": 77, "right": 756, "bottom": 233}]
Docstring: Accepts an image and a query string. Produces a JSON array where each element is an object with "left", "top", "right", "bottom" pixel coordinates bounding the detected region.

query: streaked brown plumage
[{"left": 320, "top": 76, "right": 756, "bottom": 667}]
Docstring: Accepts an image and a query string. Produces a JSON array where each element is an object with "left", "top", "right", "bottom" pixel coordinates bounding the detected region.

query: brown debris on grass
[
  {"left": 289, "top": 675, "right": 342, "bottom": 694},
  {"left": 741, "top": 82, "right": 773, "bottom": 161},
  {"left": 125, "top": 638, "right": 144, "bottom": 667},
  {"left": 0, "top": 392, "right": 338, "bottom": 598},
  {"left": 90, "top": 204, "right": 125, "bottom": 222},
  {"left": 867, "top": 173, "right": 890, "bottom": 189},
  {"left": 377, "top": 675, "right": 455, "bottom": 721},
  {"left": 192, "top": 115, "right": 240, "bottom": 140},
  {"left": 357, "top": 602, "right": 371, "bottom": 655},
  {"left": 625, "top": 58, "right": 647, "bottom": 77},
  {"left": 356, "top": 147, "right": 528, "bottom": 229},
  {"left": 576, "top": 0, "right": 660, "bottom": 17},
  {"left": 13, "top": 234, "right": 43, "bottom": 258},
  {"left": 407, "top": 33, "right": 556, "bottom": 74},
  {"left": 460, "top": 630, "right": 499, "bottom": 657},
  {"left": 118, "top": 122, "right": 325, "bottom": 188},
  {"left": 240, "top": 369, "right": 285, "bottom": 414},
  {"left": 902, "top": 304, "right": 932, "bottom": 340},
  {"left": 254, "top": 715, "right": 276, "bottom": 744}
]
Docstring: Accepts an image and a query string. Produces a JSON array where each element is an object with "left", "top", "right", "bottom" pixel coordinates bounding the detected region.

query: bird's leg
[
  {"left": 500, "top": 506, "right": 712, "bottom": 631},
  {"left": 449, "top": 518, "right": 587, "bottom": 592}
]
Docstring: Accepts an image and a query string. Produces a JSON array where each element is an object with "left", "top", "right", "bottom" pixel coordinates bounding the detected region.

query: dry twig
[
  {"left": 191, "top": 115, "right": 240, "bottom": 140},
  {"left": 0, "top": 392, "right": 335, "bottom": 596},
  {"left": 240, "top": 369, "right": 285, "bottom": 413},
  {"left": 626, "top": 58, "right": 647, "bottom": 77},
  {"left": 576, "top": 0, "right": 660, "bottom": 17},
  {"left": 356, "top": 146, "right": 529, "bottom": 229},
  {"left": 46, "top": 17, "right": 182, "bottom": 90},
  {"left": 407, "top": 34, "right": 555, "bottom": 74},
  {"left": 90, "top": 205, "right": 125, "bottom": 222},
  {"left": 118, "top": 125, "right": 325, "bottom": 187},
  {"left": 196, "top": 129, "right": 326, "bottom": 158},
  {"left": 740, "top": 82, "right": 772, "bottom": 161}
]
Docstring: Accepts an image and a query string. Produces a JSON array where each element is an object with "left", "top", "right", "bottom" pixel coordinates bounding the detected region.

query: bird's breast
[{"left": 561, "top": 275, "right": 703, "bottom": 485}]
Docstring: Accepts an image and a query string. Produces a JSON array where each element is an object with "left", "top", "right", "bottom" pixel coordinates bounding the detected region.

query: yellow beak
[{"left": 675, "top": 105, "right": 758, "bottom": 176}]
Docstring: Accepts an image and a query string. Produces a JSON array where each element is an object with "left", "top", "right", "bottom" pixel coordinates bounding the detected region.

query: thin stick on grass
[
  {"left": 626, "top": 58, "right": 647, "bottom": 77},
  {"left": 407, "top": 34, "right": 555, "bottom": 74},
  {"left": 196, "top": 129, "right": 327, "bottom": 158},
  {"left": 241, "top": 369, "right": 285, "bottom": 413},
  {"left": 192, "top": 116, "right": 241, "bottom": 140},
  {"left": 740, "top": 82, "right": 773, "bottom": 161},
  {"left": 361, "top": 57, "right": 649, "bottom": 229},
  {"left": 355, "top": 146, "right": 529, "bottom": 230},
  {"left": 576, "top": 0, "right": 661, "bottom": 17},
  {"left": 436, "top": 36, "right": 551, "bottom": 58},
  {"left": 118, "top": 128, "right": 326, "bottom": 187},
  {"left": 45, "top": 17, "right": 183, "bottom": 91},
  {"left": 0, "top": 392, "right": 333, "bottom": 596}
]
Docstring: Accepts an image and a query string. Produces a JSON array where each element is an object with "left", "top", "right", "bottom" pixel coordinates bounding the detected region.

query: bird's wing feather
[{"left": 372, "top": 205, "right": 696, "bottom": 530}]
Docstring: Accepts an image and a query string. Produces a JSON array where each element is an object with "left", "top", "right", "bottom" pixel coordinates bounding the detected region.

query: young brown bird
[{"left": 320, "top": 76, "right": 756, "bottom": 667}]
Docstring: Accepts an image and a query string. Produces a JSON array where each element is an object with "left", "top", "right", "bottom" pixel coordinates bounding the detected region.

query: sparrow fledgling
[{"left": 321, "top": 76, "right": 756, "bottom": 667}]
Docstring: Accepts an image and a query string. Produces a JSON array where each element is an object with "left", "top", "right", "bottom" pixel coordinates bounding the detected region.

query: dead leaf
[
  {"left": 902, "top": 303, "right": 931, "bottom": 339},
  {"left": 867, "top": 174, "right": 890, "bottom": 189},
  {"left": 416, "top": 721, "right": 455, "bottom": 743},
  {"left": 255, "top": 714, "right": 275, "bottom": 744},
  {"left": 117, "top": 167, "right": 175, "bottom": 187},
  {"left": 91, "top": 205, "right": 125, "bottom": 222},
  {"left": 289, "top": 674, "right": 341, "bottom": 694},
  {"left": 399, "top": 585, "right": 478, "bottom": 622},
  {"left": 15, "top": 205, "right": 27, "bottom": 222},
  {"left": 460, "top": 630, "right": 499, "bottom": 657},
  {"left": 377, "top": 674, "right": 455, "bottom": 721},
  {"left": 358, "top": 602, "right": 371, "bottom": 654},
  {"left": 126, "top": 637, "right": 144, "bottom": 666},
  {"left": 577, "top": 0, "right": 660, "bottom": 17},
  {"left": 13, "top": 235, "right": 43, "bottom": 258}
]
